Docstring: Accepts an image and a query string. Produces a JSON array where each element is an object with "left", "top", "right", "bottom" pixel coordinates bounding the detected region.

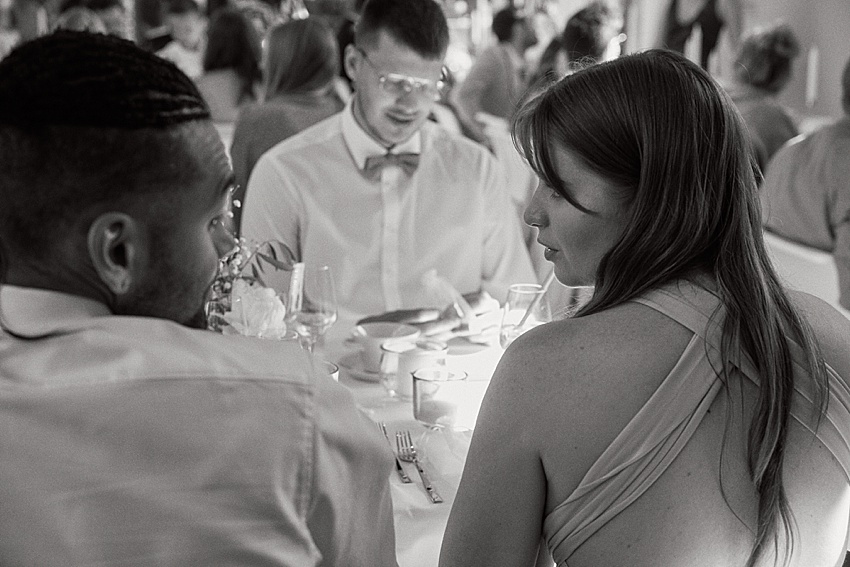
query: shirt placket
[{"left": 380, "top": 166, "right": 403, "bottom": 311}]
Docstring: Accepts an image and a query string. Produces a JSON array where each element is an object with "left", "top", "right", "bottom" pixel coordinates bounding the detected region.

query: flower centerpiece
[{"left": 206, "top": 238, "right": 296, "bottom": 339}]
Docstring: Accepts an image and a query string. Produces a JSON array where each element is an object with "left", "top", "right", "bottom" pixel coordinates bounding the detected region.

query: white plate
[{"left": 338, "top": 351, "right": 382, "bottom": 383}]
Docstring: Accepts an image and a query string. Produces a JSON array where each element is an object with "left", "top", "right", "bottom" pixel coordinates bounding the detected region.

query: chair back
[{"left": 763, "top": 231, "right": 850, "bottom": 318}]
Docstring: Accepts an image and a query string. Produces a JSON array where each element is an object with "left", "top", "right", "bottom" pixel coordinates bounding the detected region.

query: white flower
[{"left": 223, "top": 279, "right": 289, "bottom": 339}]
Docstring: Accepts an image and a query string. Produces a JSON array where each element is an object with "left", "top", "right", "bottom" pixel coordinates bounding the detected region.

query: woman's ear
[{"left": 87, "top": 212, "right": 143, "bottom": 296}]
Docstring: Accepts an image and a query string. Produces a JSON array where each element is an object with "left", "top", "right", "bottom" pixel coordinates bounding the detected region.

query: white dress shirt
[
  {"left": 0, "top": 285, "right": 398, "bottom": 567},
  {"left": 241, "top": 102, "right": 536, "bottom": 324}
]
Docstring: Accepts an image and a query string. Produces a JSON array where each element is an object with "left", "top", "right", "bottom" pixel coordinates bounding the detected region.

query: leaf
[{"left": 257, "top": 252, "right": 292, "bottom": 271}]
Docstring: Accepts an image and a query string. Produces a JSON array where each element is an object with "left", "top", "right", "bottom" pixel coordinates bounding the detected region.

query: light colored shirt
[
  {"left": 241, "top": 102, "right": 536, "bottom": 324},
  {"left": 761, "top": 117, "right": 850, "bottom": 310},
  {"left": 0, "top": 285, "right": 398, "bottom": 567}
]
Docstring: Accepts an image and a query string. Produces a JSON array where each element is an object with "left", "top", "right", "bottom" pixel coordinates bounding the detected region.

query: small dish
[{"left": 338, "top": 351, "right": 382, "bottom": 383}]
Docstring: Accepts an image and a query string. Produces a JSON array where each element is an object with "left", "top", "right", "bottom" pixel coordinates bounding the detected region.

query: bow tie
[{"left": 363, "top": 152, "right": 420, "bottom": 180}]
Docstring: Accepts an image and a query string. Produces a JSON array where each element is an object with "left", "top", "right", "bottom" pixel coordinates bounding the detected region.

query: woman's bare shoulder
[
  {"left": 786, "top": 290, "right": 850, "bottom": 377},
  {"left": 491, "top": 300, "right": 695, "bottom": 435}
]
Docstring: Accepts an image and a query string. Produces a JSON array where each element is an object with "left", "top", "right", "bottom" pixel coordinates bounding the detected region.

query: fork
[
  {"left": 377, "top": 422, "right": 412, "bottom": 484},
  {"left": 396, "top": 430, "right": 443, "bottom": 503}
]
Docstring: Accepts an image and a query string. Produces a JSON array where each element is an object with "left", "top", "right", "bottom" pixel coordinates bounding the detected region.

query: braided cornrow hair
[{"left": 0, "top": 30, "right": 210, "bottom": 128}]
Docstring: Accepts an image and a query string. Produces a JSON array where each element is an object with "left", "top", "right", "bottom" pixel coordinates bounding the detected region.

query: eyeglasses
[{"left": 356, "top": 47, "right": 446, "bottom": 101}]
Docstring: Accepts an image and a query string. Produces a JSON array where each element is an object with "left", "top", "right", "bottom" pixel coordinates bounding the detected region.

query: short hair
[
  {"left": 733, "top": 23, "right": 800, "bottom": 94},
  {"left": 264, "top": 18, "right": 339, "bottom": 96},
  {"left": 561, "top": 1, "right": 620, "bottom": 65},
  {"left": 164, "top": 0, "right": 201, "bottom": 15},
  {"left": 0, "top": 31, "right": 211, "bottom": 263},
  {"left": 513, "top": 50, "right": 826, "bottom": 567},
  {"left": 52, "top": 6, "right": 106, "bottom": 32},
  {"left": 355, "top": 0, "right": 449, "bottom": 59},
  {"left": 203, "top": 8, "right": 262, "bottom": 100},
  {"left": 491, "top": 7, "right": 520, "bottom": 43},
  {"left": 59, "top": 0, "right": 123, "bottom": 14}
]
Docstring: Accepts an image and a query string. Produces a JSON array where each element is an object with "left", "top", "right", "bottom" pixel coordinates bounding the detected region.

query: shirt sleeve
[
  {"left": 307, "top": 373, "right": 399, "bottom": 567},
  {"left": 479, "top": 150, "right": 538, "bottom": 302},
  {"left": 241, "top": 150, "right": 303, "bottom": 256}
]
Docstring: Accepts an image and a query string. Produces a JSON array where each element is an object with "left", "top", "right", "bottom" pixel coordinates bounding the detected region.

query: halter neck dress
[{"left": 542, "top": 281, "right": 850, "bottom": 565}]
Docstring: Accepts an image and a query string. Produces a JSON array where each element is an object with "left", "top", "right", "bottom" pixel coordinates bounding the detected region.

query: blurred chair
[{"left": 763, "top": 230, "right": 850, "bottom": 318}]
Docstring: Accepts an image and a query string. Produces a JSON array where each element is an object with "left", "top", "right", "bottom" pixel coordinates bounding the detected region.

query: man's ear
[
  {"left": 87, "top": 212, "right": 144, "bottom": 296},
  {"left": 343, "top": 42, "right": 361, "bottom": 85}
]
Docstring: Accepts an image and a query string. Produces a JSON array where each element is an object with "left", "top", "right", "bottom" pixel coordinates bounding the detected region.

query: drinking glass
[
  {"left": 557, "top": 285, "right": 595, "bottom": 319},
  {"left": 412, "top": 367, "right": 469, "bottom": 430},
  {"left": 287, "top": 264, "right": 338, "bottom": 353},
  {"left": 499, "top": 283, "right": 552, "bottom": 348}
]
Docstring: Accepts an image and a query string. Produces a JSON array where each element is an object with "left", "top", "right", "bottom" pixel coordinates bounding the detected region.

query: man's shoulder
[
  {"left": 260, "top": 111, "right": 343, "bottom": 163},
  {"left": 423, "top": 120, "right": 493, "bottom": 162}
]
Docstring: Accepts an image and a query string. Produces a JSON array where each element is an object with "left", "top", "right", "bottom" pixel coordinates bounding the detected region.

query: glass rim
[{"left": 412, "top": 366, "right": 467, "bottom": 382}]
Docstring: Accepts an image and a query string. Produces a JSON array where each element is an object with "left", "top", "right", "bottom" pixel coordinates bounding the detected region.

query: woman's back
[{"left": 528, "top": 281, "right": 850, "bottom": 566}]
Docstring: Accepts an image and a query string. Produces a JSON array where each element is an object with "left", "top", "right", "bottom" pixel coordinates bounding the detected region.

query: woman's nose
[{"left": 523, "top": 185, "right": 545, "bottom": 228}]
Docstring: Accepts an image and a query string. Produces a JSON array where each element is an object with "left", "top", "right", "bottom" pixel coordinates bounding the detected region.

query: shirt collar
[
  {"left": 0, "top": 285, "right": 112, "bottom": 338},
  {"left": 341, "top": 98, "right": 422, "bottom": 170}
]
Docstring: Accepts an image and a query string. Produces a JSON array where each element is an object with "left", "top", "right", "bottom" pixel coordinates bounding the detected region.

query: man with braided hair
[{"left": 0, "top": 31, "right": 397, "bottom": 567}]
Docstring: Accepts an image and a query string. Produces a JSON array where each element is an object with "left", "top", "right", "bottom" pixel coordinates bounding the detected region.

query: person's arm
[
  {"left": 833, "top": 214, "right": 850, "bottom": 311},
  {"left": 308, "top": 370, "right": 399, "bottom": 567},
  {"left": 440, "top": 336, "right": 548, "bottom": 566}
]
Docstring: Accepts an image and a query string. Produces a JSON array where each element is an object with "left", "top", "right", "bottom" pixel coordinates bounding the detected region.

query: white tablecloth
[{"left": 320, "top": 329, "right": 503, "bottom": 567}]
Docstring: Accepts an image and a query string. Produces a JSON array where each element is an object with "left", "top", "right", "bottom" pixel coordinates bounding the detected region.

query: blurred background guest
[
  {"left": 196, "top": 6, "right": 261, "bottom": 143},
  {"left": 57, "top": 0, "right": 127, "bottom": 37},
  {"left": 761, "top": 54, "right": 850, "bottom": 311},
  {"left": 230, "top": 16, "right": 344, "bottom": 232},
  {"left": 51, "top": 4, "right": 104, "bottom": 31},
  {"left": 726, "top": 22, "right": 800, "bottom": 175},
  {"left": 529, "top": 1, "right": 623, "bottom": 87},
  {"left": 155, "top": 0, "right": 205, "bottom": 79},
  {"left": 452, "top": 6, "right": 538, "bottom": 126}
]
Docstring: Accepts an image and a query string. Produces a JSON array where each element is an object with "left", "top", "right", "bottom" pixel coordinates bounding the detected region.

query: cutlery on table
[
  {"left": 377, "top": 422, "right": 412, "bottom": 484},
  {"left": 396, "top": 430, "right": 443, "bottom": 504}
]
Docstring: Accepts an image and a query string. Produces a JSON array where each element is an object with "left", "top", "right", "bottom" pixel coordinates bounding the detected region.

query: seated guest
[
  {"left": 726, "top": 22, "right": 800, "bottom": 175},
  {"left": 57, "top": 0, "right": 129, "bottom": 37},
  {"left": 196, "top": 7, "right": 261, "bottom": 125},
  {"left": 0, "top": 31, "right": 396, "bottom": 566},
  {"left": 156, "top": 0, "right": 207, "bottom": 80},
  {"left": 241, "top": 0, "right": 536, "bottom": 324},
  {"left": 452, "top": 6, "right": 538, "bottom": 124},
  {"left": 230, "top": 17, "right": 345, "bottom": 232},
  {"left": 52, "top": 5, "right": 106, "bottom": 32},
  {"left": 529, "top": 1, "right": 623, "bottom": 86},
  {"left": 761, "top": 54, "right": 850, "bottom": 312},
  {"left": 440, "top": 50, "right": 850, "bottom": 567}
]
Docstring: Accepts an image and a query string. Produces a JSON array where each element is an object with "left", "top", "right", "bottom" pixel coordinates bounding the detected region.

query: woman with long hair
[
  {"left": 440, "top": 49, "right": 850, "bottom": 567},
  {"left": 229, "top": 17, "right": 344, "bottom": 232},
  {"left": 195, "top": 7, "right": 261, "bottom": 124}
]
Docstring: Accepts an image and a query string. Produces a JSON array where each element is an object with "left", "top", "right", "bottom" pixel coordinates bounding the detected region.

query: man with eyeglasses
[{"left": 242, "top": 0, "right": 535, "bottom": 326}]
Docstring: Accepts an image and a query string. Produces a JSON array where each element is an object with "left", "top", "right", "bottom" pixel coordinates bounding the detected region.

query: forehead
[{"left": 364, "top": 29, "right": 444, "bottom": 74}]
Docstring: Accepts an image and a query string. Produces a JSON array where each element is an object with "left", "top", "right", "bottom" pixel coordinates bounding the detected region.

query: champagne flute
[
  {"left": 499, "top": 283, "right": 552, "bottom": 348},
  {"left": 287, "top": 263, "right": 338, "bottom": 353}
]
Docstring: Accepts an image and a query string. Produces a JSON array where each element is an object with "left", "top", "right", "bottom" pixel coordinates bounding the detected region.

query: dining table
[{"left": 319, "top": 322, "right": 506, "bottom": 567}]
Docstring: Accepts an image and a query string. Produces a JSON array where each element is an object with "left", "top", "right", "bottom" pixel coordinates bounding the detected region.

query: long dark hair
[
  {"left": 263, "top": 18, "right": 339, "bottom": 97},
  {"left": 513, "top": 49, "right": 828, "bottom": 566},
  {"left": 203, "top": 8, "right": 262, "bottom": 103}
]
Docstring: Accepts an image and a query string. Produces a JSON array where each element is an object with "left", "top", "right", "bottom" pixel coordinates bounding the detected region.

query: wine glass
[
  {"left": 499, "top": 283, "right": 552, "bottom": 348},
  {"left": 287, "top": 263, "right": 338, "bottom": 353}
]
